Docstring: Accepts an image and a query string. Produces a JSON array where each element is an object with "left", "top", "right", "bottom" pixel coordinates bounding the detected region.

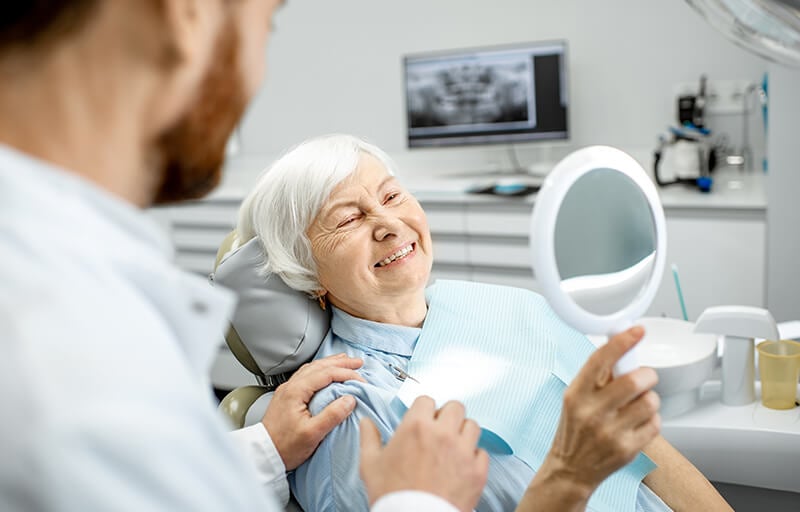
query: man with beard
[{"left": 0, "top": 1, "right": 487, "bottom": 511}]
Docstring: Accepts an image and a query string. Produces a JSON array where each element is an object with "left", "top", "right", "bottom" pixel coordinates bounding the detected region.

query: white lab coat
[{"left": 0, "top": 146, "right": 455, "bottom": 512}]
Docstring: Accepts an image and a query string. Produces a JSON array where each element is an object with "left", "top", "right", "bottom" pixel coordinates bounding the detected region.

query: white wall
[
  {"left": 225, "top": 0, "right": 766, "bottom": 183},
  {"left": 766, "top": 64, "right": 800, "bottom": 322}
]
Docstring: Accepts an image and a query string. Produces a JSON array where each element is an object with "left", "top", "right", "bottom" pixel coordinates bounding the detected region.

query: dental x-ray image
[{"left": 406, "top": 58, "right": 535, "bottom": 130}]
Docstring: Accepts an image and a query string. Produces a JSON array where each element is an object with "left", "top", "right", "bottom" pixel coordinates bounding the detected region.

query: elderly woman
[{"left": 236, "top": 135, "right": 730, "bottom": 512}]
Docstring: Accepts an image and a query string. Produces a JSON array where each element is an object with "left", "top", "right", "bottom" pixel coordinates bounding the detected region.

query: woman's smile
[{"left": 374, "top": 242, "right": 416, "bottom": 268}]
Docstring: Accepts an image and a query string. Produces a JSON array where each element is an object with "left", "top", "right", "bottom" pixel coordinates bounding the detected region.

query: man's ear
[
  {"left": 140, "top": 0, "right": 223, "bottom": 133},
  {"left": 158, "top": 0, "right": 221, "bottom": 69}
]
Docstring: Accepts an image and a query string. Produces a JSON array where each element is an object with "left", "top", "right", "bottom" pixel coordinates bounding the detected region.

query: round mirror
[{"left": 530, "top": 146, "right": 667, "bottom": 375}]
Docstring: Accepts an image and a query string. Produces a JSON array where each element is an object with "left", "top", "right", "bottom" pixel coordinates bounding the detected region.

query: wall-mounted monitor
[{"left": 404, "top": 40, "right": 568, "bottom": 148}]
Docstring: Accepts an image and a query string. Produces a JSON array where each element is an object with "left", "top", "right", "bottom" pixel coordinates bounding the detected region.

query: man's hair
[{"left": 0, "top": 1, "right": 101, "bottom": 55}]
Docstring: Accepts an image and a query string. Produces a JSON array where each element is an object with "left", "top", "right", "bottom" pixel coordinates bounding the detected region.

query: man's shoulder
[
  {"left": 0, "top": 245, "right": 151, "bottom": 329},
  {"left": 0, "top": 236, "right": 182, "bottom": 387}
]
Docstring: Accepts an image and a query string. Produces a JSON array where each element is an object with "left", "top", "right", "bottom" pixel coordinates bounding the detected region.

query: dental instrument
[{"left": 388, "top": 363, "right": 420, "bottom": 384}]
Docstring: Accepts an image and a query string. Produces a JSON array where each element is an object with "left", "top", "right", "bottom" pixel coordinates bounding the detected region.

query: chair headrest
[{"left": 213, "top": 236, "right": 330, "bottom": 377}]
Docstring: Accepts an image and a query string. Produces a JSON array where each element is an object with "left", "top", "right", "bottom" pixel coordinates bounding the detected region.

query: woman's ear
[{"left": 316, "top": 290, "right": 328, "bottom": 311}]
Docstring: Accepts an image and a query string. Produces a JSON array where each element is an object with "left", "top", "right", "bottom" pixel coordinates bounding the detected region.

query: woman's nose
[{"left": 372, "top": 213, "right": 403, "bottom": 241}]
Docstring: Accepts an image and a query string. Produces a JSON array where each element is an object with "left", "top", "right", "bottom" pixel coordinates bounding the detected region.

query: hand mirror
[{"left": 530, "top": 146, "right": 667, "bottom": 376}]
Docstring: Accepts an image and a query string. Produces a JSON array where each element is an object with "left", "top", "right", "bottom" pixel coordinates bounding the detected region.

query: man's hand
[
  {"left": 261, "top": 353, "right": 365, "bottom": 471},
  {"left": 536, "top": 327, "right": 661, "bottom": 501},
  {"left": 360, "top": 397, "right": 489, "bottom": 512}
]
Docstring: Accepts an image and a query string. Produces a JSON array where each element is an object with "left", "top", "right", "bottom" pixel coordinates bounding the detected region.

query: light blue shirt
[{"left": 291, "top": 307, "right": 672, "bottom": 512}]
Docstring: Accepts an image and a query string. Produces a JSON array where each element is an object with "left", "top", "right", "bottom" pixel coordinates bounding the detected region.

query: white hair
[{"left": 236, "top": 134, "right": 397, "bottom": 296}]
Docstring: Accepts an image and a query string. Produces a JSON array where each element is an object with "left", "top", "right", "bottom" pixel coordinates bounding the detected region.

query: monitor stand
[
  {"left": 443, "top": 146, "right": 548, "bottom": 181},
  {"left": 445, "top": 168, "right": 541, "bottom": 178},
  {"left": 443, "top": 168, "right": 544, "bottom": 186}
]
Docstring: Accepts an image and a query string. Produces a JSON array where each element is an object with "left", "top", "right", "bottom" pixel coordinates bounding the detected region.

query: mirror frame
[{"left": 530, "top": 145, "right": 667, "bottom": 339}]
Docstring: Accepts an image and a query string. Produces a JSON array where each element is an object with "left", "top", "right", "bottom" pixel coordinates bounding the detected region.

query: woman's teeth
[{"left": 377, "top": 244, "right": 414, "bottom": 267}]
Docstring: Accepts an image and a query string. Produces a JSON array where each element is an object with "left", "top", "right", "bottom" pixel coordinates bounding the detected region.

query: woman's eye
[
  {"left": 337, "top": 217, "right": 356, "bottom": 228},
  {"left": 384, "top": 193, "right": 400, "bottom": 204}
]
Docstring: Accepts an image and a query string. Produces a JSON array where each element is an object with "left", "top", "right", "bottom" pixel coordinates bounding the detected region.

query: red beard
[{"left": 152, "top": 25, "right": 247, "bottom": 204}]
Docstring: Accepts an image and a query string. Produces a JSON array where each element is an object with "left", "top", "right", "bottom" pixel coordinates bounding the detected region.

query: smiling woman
[
  {"left": 233, "top": 134, "right": 702, "bottom": 512},
  {"left": 236, "top": 135, "right": 536, "bottom": 511},
  {"left": 238, "top": 135, "right": 434, "bottom": 327},
  {"left": 305, "top": 152, "right": 433, "bottom": 327}
]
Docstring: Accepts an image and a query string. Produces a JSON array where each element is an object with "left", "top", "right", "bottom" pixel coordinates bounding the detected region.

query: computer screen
[{"left": 404, "top": 41, "right": 568, "bottom": 148}]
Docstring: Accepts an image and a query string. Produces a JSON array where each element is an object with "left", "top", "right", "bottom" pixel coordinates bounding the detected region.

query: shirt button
[{"left": 192, "top": 301, "right": 208, "bottom": 314}]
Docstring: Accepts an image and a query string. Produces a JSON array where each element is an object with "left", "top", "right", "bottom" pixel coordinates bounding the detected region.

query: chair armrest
[{"left": 219, "top": 385, "right": 270, "bottom": 429}]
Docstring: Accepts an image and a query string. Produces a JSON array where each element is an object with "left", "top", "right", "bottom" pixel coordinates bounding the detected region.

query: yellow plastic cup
[{"left": 756, "top": 340, "right": 800, "bottom": 410}]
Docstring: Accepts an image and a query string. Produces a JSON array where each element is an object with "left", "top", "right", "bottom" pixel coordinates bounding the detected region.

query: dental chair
[
  {"left": 211, "top": 230, "right": 330, "bottom": 426},
  {"left": 210, "top": 231, "right": 330, "bottom": 510}
]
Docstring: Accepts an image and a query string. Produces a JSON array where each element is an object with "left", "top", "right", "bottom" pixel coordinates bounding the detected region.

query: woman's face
[{"left": 307, "top": 154, "right": 433, "bottom": 318}]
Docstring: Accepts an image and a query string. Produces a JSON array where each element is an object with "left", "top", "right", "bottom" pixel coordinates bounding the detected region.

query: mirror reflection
[{"left": 554, "top": 168, "right": 656, "bottom": 316}]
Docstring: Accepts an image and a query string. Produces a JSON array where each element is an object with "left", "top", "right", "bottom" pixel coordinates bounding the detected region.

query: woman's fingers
[
  {"left": 615, "top": 389, "right": 661, "bottom": 431},
  {"left": 596, "top": 366, "right": 659, "bottom": 413},
  {"left": 573, "top": 327, "right": 646, "bottom": 394}
]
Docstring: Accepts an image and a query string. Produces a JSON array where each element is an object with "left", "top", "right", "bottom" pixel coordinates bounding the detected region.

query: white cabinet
[
  {"left": 421, "top": 198, "right": 538, "bottom": 291},
  {"left": 149, "top": 197, "right": 240, "bottom": 276},
  {"left": 649, "top": 209, "right": 766, "bottom": 320}
]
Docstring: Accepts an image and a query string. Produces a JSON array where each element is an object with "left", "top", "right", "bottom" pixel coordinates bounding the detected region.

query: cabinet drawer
[
  {"left": 173, "top": 228, "right": 231, "bottom": 252},
  {"left": 169, "top": 203, "right": 238, "bottom": 228},
  {"left": 466, "top": 202, "right": 532, "bottom": 237},
  {"left": 423, "top": 203, "right": 466, "bottom": 235},
  {"left": 432, "top": 235, "right": 468, "bottom": 265},
  {"left": 430, "top": 263, "right": 471, "bottom": 285},
  {"left": 471, "top": 267, "right": 538, "bottom": 292},
  {"left": 469, "top": 237, "right": 531, "bottom": 268}
]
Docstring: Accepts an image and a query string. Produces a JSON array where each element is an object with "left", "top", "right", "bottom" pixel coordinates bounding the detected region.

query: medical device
[
  {"left": 403, "top": 40, "right": 568, "bottom": 148},
  {"left": 653, "top": 125, "right": 717, "bottom": 192},
  {"left": 694, "top": 305, "right": 779, "bottom": 405},
  {"left": 388, "top": 363, "right": 420, "bottom": 384}
]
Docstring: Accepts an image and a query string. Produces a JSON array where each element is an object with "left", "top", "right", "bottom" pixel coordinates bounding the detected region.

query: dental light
[{"left": 686, "top": 0, "right": 800, "bottom": 67}]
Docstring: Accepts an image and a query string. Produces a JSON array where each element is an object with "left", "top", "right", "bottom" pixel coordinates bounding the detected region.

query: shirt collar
[{"left": 331, "top": 307, "right": 421, "bottom": 357}]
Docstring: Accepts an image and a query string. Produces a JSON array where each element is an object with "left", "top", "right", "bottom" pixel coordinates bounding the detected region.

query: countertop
[
  {"left": 406, "top": 168, "right": 767, "bottom": 211},
  {"left": 661, "top": 380, "right": 800, "bottom": 493}
]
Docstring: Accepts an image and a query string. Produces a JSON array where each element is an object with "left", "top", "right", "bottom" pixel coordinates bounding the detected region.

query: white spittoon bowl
[{"left": 636, "top": 317, "right": 719, "bottom": 418}]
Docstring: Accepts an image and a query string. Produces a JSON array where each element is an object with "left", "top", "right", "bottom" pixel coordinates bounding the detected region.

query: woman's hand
[
  {"left": 360, "top": 397, "right": 489, "bottom": 512},
  {"left": 518, "top": 326, "right": 660, "bottom": 511}
]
